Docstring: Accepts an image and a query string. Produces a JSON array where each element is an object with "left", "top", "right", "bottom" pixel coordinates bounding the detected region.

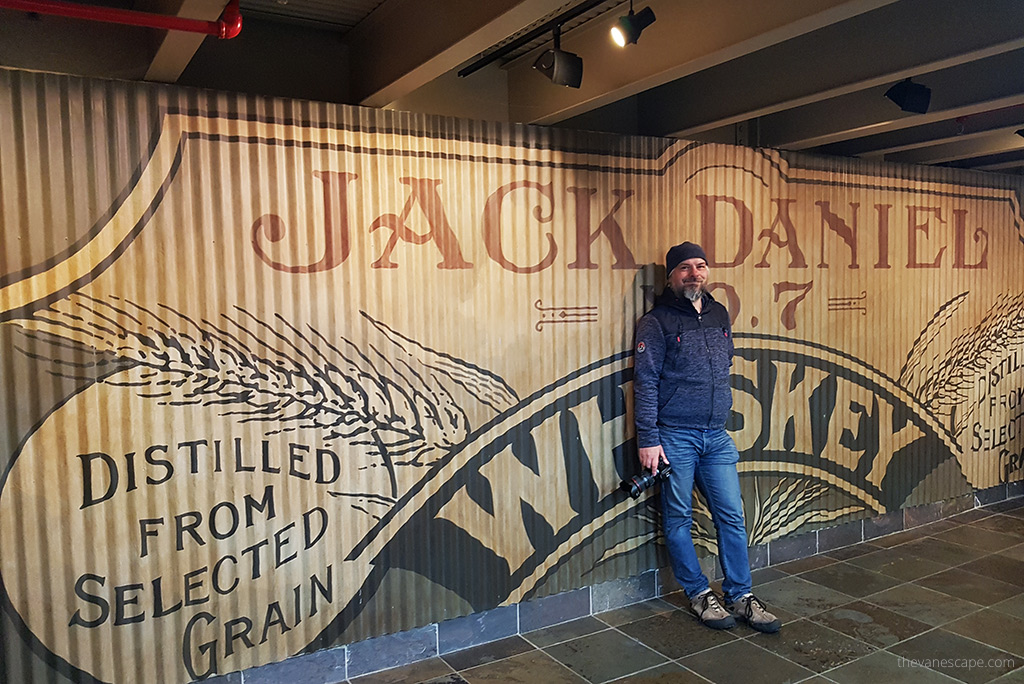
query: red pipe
[{"left": 0, "top": 0, "right": 242, "bottom": 38}]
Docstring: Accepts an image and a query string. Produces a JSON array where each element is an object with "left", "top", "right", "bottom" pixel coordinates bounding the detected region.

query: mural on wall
[{"left": 0, "top": 69, "right": 1022, "bottom": 682}]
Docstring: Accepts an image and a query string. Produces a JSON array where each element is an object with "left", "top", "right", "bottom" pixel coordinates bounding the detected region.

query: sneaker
[
  {"left": 689, "top": 589, "right": 736, "bottom": 629},
  {"left": 726, "top": 594, "right": 782, "bottom": 633}
]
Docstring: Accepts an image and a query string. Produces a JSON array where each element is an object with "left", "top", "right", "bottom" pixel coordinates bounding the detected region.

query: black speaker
[
  {"left": 885, "top": 78, "right": 931, "bottom": 114},
  {"left": 533, "top": 48, "right": 583, "bottom": 88}
]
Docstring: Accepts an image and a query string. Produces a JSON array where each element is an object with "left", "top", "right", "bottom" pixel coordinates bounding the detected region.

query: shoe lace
[
  {"left": 702, "top": 592, "right": 724, "bottom": 614},
  {"left": 743, "top": 595, "right": 769, "bottom": 618}
]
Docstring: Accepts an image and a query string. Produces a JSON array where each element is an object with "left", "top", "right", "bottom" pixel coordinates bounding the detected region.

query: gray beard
[{"left": 671, "top": 281, "right": 703, "bottom": 301}]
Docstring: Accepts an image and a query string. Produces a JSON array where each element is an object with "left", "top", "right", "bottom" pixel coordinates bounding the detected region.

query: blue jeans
[{"left": 659, "top": 427, "right": 752, "bottom": 603}]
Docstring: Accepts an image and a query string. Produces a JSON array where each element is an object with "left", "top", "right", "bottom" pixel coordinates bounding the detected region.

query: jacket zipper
[{"left": 698, "top": 312, "right": 715, "bottom": 427}]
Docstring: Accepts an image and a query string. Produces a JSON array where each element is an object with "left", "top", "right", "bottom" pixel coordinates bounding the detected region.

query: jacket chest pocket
[{"left": 665, "top": 331, "right": 697, "bottom": 372}]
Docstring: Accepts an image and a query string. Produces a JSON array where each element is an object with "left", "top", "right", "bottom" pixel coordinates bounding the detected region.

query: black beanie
[{"left": 665, "top": 242, "right": 707, "bottom": 273}]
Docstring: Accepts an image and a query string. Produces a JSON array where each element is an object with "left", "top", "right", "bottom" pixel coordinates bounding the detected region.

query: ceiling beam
[
  {"left": 947, "top": 149, "right": 1024, "bottom": 171},
  {"left": 970, "top": 157, "right": 1024, "bottom": 173},
  {"left": 139, "top": 0, "right": 228, "bottom": 83},
  {"left": 741, "top": 48, "right": 1024, "bottom": 149},
  {"left": 883, "top": 127, "right": 1024, "bottom": 165},
  {"left": 816, "top": 105, "right": 1024, "bottom": 158},
  {"left": 645, "top": 0, "right": 1024, "bottom": 138},
  {"left": 345, "top": 0, "right": 563, "bottom": 107},
  {"left": 505, "top": 0, "right": 897, "bottom": 125}
]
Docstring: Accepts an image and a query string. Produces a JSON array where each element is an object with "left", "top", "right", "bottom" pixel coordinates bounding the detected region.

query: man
[{"left": 633, "top": 241, "right": 782, "bottom": 633}]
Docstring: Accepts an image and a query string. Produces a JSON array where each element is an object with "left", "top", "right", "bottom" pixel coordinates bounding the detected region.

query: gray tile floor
[{"left": 350, "top": 499, "right": 1024, "bottom": 684}]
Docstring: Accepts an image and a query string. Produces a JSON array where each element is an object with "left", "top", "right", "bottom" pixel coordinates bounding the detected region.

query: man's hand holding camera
[{"left": 638, "top": 445, "right": 667, "bottom": 475}]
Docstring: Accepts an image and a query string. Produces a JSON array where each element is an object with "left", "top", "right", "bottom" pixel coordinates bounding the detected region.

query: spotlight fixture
[
  {"left": 533, "top": 24, "right": 583, "bottom": 88},
  {"left": 884, "top": 78, "right": 931, "bottom": 114},
  {"left": 611, "top": 1, "right": 656, "bottom": 46}
]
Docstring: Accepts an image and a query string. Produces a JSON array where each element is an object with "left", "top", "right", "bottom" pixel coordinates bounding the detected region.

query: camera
[{"left": 620, "top": 464, "right": 672, "bottom": 499}]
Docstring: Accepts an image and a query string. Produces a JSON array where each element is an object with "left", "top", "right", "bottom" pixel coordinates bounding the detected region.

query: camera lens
[{"left": 620, "top": 469, "right": 664, "bottom": 499}]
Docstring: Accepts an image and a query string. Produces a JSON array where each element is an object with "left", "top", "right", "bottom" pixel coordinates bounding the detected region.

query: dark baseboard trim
[{"left": 227, "top": 488, "right": 1023, "bottom": 682}]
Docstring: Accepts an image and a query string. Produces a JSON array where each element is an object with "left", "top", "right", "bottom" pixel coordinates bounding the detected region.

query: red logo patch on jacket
[{"left": 636, "top": 341, "right": 646, "bottom": 353}]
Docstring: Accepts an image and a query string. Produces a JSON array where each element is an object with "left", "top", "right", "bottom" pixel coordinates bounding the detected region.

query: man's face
[{"left": 668, "top": 257, "right": 709, "bottom": 301}]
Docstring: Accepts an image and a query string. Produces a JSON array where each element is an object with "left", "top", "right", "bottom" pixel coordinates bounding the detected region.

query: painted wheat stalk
[
  {"left": 899, "top": 291, "right": 1024, "bottom": 437},
  {"left": 14, "top": 293, "right": 518, "bottom": 501},
  {"left": 747, "top": 478, "right": 864, "bottom": 546},
  {"left": 593, "top": 502, "right": 661, "bottom": 571}
]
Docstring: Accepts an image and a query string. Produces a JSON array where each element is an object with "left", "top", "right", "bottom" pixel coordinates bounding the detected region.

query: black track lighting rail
[{"left": 457, "top": 0, "right": 611, "bottom": 78}]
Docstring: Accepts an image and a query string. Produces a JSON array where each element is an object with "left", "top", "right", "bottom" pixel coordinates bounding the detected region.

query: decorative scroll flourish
[
  {"left": 534, "top": 299, "right": 598, "bottom": 331},
  {"left": 828, "top": 291, "right": 868, "bottom": 315}
]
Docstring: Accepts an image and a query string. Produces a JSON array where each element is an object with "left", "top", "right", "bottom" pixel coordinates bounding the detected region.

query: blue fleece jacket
[{"left": 632, "top": 289, "right": 734, "bottom": 448}]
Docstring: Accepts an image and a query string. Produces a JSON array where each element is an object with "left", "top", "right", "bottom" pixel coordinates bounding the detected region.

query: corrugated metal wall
[{"left": 1, "top": 67, "right": 1022, "bottom": 682}]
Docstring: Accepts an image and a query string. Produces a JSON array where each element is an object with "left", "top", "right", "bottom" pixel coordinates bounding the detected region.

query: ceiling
[{"left": 4, "top": 0, "right": 1024, "bottom": 174}]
